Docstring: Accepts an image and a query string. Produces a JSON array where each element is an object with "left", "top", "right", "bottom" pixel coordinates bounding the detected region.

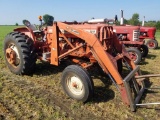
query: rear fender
[{"left": 14, "top": 27, "right": 35, "bottom": 41}]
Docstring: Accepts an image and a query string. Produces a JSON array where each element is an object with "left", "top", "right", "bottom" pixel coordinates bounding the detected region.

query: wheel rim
[
  {"left": 128, "top": 52, "right": 138, "bottom": 62},
  {"left": 66, "top": 75, "right": 84, "bottom": 96},
  {"left": 5, "top": 43, "right": 20, "bottom": 67},
  {"left": 148, "top": 41, "right": 155, "bottom": 48},
  {"left": 140, "top": 47, "right": 145, "bottom": 55}
]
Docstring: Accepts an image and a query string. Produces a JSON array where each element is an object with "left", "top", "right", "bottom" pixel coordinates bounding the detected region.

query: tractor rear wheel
[
  {"left": 127, "top": 48, "right": 142, "bottom": 64},
  {"left": 61, "top": 65, "right": 94, "bottom": 102},
  {"left": 145, "top": 39, "right": 158, "bottom": 49},
  {"left": 139, "top": 45, "right": 148, "bottom": 57},
  {"left": 3, "top": 32, "right": 36, "bottom": 75}
]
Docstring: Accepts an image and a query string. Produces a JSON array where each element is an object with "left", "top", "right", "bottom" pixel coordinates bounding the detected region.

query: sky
[{"left": 0, "top": 0, "right": 160, "bottom": 25}]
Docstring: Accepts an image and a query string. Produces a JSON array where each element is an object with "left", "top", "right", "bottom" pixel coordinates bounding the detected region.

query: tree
[
  {"left": 144, "top": 21, "right": 156, "bottom": 27},
  {"left": 15, "top": 23, "right": 19, "bottom": 26},
  {"left": 43, "top": 14, "right": 54, "bottom": 26},
  {"left": 156, "top": 21, "right": 160, "bottom": 30},
  {"left": 123, "top": 18, "right": 128, "bottom": 24},
  {"left": 128, "top": 13, "right": 140, "bottom": 25}
]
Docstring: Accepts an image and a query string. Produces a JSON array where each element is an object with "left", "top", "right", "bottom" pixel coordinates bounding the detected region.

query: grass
[
  {"left": 0, "top": 26, "right": 160, "bottom": 120},
  {"left": 0, "top": 26, "right": 18, "bottom": 58},
  {"left": 156, "top": 29, "right": 160, "bottom": 36}
]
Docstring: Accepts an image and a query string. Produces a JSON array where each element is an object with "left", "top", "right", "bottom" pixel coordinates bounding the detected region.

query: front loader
[{"left": 3, "top": 18, "right": 160, "bottom": 111}]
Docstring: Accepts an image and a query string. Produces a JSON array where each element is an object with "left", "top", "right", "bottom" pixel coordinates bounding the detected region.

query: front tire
[
  {"left": 3, "top": 32, "right": 36, "bottom": 75},
  {"left": 127, "top": 48, "right": 142, "bottom": 65},
  {"left": 145, "top": 39, "right": 158, "bottom": 49},
  {"left": 61, "top": 65, "right": 94, "bottom": 102},
  {"left": 139, "top": 45, "right": 148, "bottom": 57}
]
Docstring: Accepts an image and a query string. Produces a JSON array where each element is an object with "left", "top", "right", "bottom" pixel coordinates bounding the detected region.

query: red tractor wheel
[
  {"left": 4, "top": 32, "right": 36, "bottom": 75},
  {"left": 145, "top": 39, "right": 158, "bottom": 49},
  {"left": 127, "top": 48, "right": 142, "bottom": 65}
]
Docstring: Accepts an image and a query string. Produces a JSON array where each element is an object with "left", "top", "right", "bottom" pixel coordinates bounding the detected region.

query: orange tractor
[{"left": 3, "top": 17, "right": 160, "bottom": 111}]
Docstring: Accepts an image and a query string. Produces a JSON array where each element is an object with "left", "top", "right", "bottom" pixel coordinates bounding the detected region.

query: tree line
[
  {"left": 15, "top": 13, "right": 160, "bottom": 30},
  {"left": 116, "top": 13, "right": 160, "bottom": 29}
]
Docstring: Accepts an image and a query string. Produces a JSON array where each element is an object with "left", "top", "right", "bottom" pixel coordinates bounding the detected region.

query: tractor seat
[
  {"left": 28, "top": 24, "right": 42, "bottom": 33},
  {"left": 27, "top": 24, "right": 37, "bottom": 31}
]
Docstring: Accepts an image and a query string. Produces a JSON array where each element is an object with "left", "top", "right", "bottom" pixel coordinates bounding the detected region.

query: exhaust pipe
[
  {"left": 142, "top": 16, "right": 145, "bottom": 26},
  {"left": 120, "top": 10, "right": 124, "bottom": 25}
]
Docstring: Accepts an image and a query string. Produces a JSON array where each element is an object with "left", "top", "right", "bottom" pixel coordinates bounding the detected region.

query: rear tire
[
  {"left": 61, "top": 65, "right": 94, "bottom": 102},
  {"left": 127, "top": 48, "right": 142, "bottom": 65},
  {"left": 3, "top": 32, "right": 36, "bottom": 75},
  {"left": 145, "top": 39, "right": 158, "bottom": 49}
]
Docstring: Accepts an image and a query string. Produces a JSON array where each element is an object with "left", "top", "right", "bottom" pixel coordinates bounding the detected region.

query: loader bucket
[{"left": 122, "top": 65, "right": 160, "bottom": 111}]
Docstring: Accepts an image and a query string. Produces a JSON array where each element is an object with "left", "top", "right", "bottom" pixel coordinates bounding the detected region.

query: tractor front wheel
[
  {"left": 61, "top": 65, "right": 94, "bottom": 102},
  {"left": 127, "top": 48, "right": 142, "bottom": 65},
  {"left": 4, "top": 32, "right": 36, "bottom": 75},
  {"left": 145, "top": 39, "right": 158, "bottom": 49},
  {"left": 139, "top": 45, "right": 148, "bottom": 57}
]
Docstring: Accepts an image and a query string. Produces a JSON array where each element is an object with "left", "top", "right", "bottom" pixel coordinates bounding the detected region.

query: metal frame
[{"left": 123, "top": 66, "right": 160, "bottom": 111}]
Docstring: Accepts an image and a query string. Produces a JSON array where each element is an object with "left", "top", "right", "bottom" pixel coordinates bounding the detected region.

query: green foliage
[
  {"left": 132, "top": 13, "right": 139, "bottom": 20},
  {"left": 0, "top": 26, "right": 19, "bottom": 58},
  {"left": 128, "top": 13, "right": 140, "bottom": 25},
  {"left": 43, "top": 14, "right": 54, "bottom": 26},
  {"left": 144, "top": 21, "right": 156, "bottom": 27},
  {"left": 116, "top": 13, "right": 160, "bottom": 29},
  {"left": 155, "top": 21, "right": 160, "bottom": 30},
  {"left": 123, "top": 19, "right": 128, "bottom": 24},
  {"left": 15, "top": 23, "right": 19, "bottom": 26}
]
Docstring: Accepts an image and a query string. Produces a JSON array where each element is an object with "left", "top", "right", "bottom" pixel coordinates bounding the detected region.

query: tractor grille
[{"left": 133, "top": 30, "right": 140, "bottom": 41}]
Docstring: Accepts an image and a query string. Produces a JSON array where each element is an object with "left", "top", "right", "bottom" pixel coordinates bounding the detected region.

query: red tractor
[
  {"left": 110, "top": 10, "right": 149, "bottom": 64},
  {"left": 139, "top": 26, "right": 158, "bottom": 49},
  {"left": 3, "top": 17, "right": 160, "bottom": 111},
  {"left": 113, "top": 25, "right": 148, "bottom": 64}
]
